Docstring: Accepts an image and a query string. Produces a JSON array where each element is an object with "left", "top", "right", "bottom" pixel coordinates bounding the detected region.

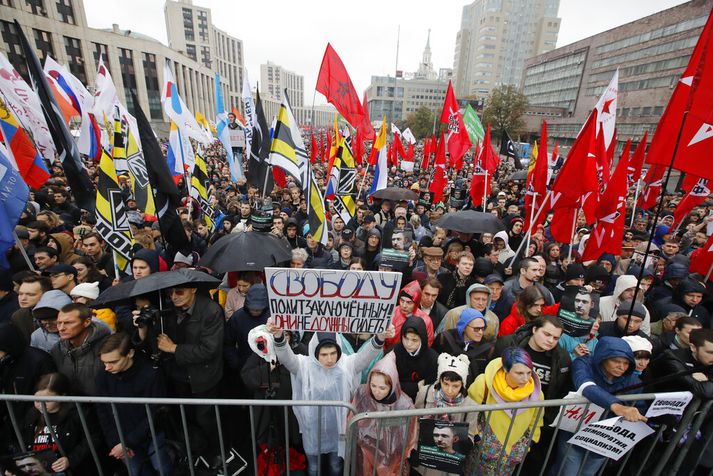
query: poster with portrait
[
  {"left": 419, "top": 191, "right": 434, "bottom": 209},
  {"left": 417, "top": 419, "right": 471, "bottom": 473},
  {"left": 11, "top": 450, "right": 58, "bottom": 476},
  {"left": 557, "top": 285, "right": 597, "bottom": 337},
  {"left": 389, "top": 227, "right": 414, "bottom": 251},
  {"left": 450, "top": 188, "right": 466, "bottom": 209}
]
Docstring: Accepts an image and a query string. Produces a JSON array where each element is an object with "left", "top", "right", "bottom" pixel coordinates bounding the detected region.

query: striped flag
[
  {"left": 95, "top": 147, "right": 134, "bottom": 274},
  {"left": 305, "top": 163, "right": 328, "bottom": 246},
  {"left": 0, "top": 96, "right": 49, "bottom": 189},
  {"left": 268, "top": 94, "right": 308, "bottom": 185},
  {"left": 0, "top": 140, "right": 29, "bottom": 268},
  {"left": 328, "top": 136, "right": 357, "bottom": 224},
  {"left": 190, "top": 148, "right": 216, "bottom": 232},
  {"left": 166, "top": 121, "right": 193, "bottom": 183},
  {"left": 162, "top": 59, "right": 211, "bottom": 145},
  {"left": 370, "top": 118, "right": 389, "bottom": 195}
]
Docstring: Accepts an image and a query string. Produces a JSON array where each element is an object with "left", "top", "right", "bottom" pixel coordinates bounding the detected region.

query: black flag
[
  {"left": 247, "top": 90, "right": 274, "bottom": 193},
  {"left": 132, "top": 94, "right": 190, "bottom": 253},
  {"left": 14, "top": 20, "right": 95, "bottom": 211},
  {"left": 499, "top": 130, "right": 523, "bottom": 170}
]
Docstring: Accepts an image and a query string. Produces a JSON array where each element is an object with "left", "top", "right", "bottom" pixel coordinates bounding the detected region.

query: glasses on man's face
[{"left": 468, "top": 325, "right": 486, "bottom": 333}]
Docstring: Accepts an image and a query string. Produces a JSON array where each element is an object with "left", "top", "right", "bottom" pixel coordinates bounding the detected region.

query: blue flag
[
  {"left": 0, "top": 147, "right": 29, "bottom": 268},
  {"left": 215, "top": 73, "right": 243, "bottom": 182}
]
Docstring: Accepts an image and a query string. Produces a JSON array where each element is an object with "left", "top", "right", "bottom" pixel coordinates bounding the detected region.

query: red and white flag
[
  {"left": 672, "top": 177, "right": 710, "bottom": 229},
  {"left": 429, "top": 131, "right": 448, "bottom": 203},
  {"left": 524, "top": 120, "right": 549, "bottom": 230},
  {"left": 627, "top": 132, "right": 648, "bottom": 188},
  {"left": 440, "top": 81, "right": 472, "bottom": 165},
  {"left": 469, "top": 124, "right": 499, "bottom": 207},
  {"left": 594, "top": 69, "right": 618, "bottom": 150},
  {"left": 639, "top": 165, "right": 665, "bottom": 210}
]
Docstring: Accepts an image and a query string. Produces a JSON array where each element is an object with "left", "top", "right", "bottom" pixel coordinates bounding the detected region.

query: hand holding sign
[
  {"left": 377, "top": 324, "right": 396, "bottom": 342},
  {"left": 266, "top": 317, "right": 283, "bottom": 339},
  {"left": 610, "top": 403, "right": 647, "bottom": 423}
]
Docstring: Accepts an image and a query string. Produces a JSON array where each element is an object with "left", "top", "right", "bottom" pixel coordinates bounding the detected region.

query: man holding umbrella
[{"left": 132, "top": 278, "right": 225, "bottom": 468}]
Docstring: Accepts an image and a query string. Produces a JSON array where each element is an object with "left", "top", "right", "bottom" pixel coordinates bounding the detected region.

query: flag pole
[
  {"left": 483, "top": 171, "right": 488, "bottom": 211},
  {"left": 567, "top": 207, "right": 579, "bottom": 262},
  {"left": 705, "top": 260, "right": 713, "bottom": 282},
  {"left": 511, "top": 190, "right": 552, "bottom": 260},
  {"left": 630, "top": 178, "right": 641, "bottom": 228},
  {"left": 358, "top": 164, "right": 370, "bottom": 198},
  {"left": 626, "top": 111, "right": 689, "bottom": 331},
  {"left": 262, "top": 164, "right": 273, "bottom": 198},
  {"left": 525, "top": 193, "right": 537, "bottom": 256},
  {"left": 112, "top": 250, "right": 121, "bottom": 280},
  {"left": 13, "top": 231, "right": 35, "bottom": 272}
]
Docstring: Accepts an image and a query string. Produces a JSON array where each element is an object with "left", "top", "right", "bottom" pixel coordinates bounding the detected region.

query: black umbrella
[
  {"left": 507, "top": 170, "right": 528, "bottom": 181},
  {"left": 198, "top": 230, "right": 292, "bottom": 272},
  {"left": 437, "top": 210, "right": 505, "bottom": 234},
  {"left": 92, "top": 269, "right": 220, "bottom": 307},
  {"left": 371, "top": 187, "right": 419, "bottom": 202}
]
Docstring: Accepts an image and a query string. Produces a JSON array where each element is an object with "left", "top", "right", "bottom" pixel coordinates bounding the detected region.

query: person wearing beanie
[
  {"left": 412, "top": 353, "right": 479, "bottom": 476},
  {"left": 224, "top": 284, "right": 271, "bottom": 373},
  {"left": 622, "top": 335, "right": 653, "bottom": 376},
  {"left": 438, "top": 283, "right": 500, "bottom": 342},
  {"left": 550, "top": 336, "right": 646, "bottom": 476},
  {"left": 599, "top": 274, "right": 653, "bottom": 335},
  {"left": 598, "top": 299, "right": 652, "bottom": 340},
  {"left": 655, "top": 277, "right": 711, "bottom": 327},
  {"left": 266, "top": 318, "right": 394, "bottom": 476},
  {"left": 550, "top": 263, "right": 586, "bottom": 302},
  {"left": 434, "top": 308, "right": 494, "bottom": 386},
  {"left": 468, "top": 347, "right": 544, "bottom": 475},
  {"left": 70, "top": 282, "right": 117, "bottom": 332},
  {"left": 384, "top": 280, "right": 434, "bottom": 351},
  {"left": 284, "top": 218, "right": 307, "bottom": 250}
]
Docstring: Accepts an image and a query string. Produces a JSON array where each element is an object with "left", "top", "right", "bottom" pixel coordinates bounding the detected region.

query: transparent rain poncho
[{"left": 274, "top": 332, "right": 383, "bottom": 456}]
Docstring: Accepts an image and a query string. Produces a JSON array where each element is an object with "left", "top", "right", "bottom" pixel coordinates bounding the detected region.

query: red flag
[
  {"left": 639, "top": 165, "right": 665, "bottom": 210},
  {"left": 429, "top": 132, "right": 448, "bottom": 203},
  {"left": 316, "top": 43, "right": 366, "bottom": 129},
  {"left": 358, "top": 92, "right": 375, "bottom": 141},
  {"left": 394, "top": 133, "right": 407, "bottom": 162},
  {"left": 581, "top": 141, "right": 631, "bottom": 261},
  {"left": 646, "top": 11, "right": 713, "bottom": 179},
  {"left": 595, "top": 129, "right": 611, "bottom": 189},
  {"left": 367, "top": 143, "right": 378, "bottom": 166},
  {"left": 551, "top": 109, "right": 599, "bottom": 220},
  {"left": 440, "top": 81, "right": 472, "bottom": 164},
  {"left": 690, "top": 233, "right": 713, "bottom": 278},
  {"left": 324, "top": 133, "right": 332, "bottom": 163},
  {"left": 407, "top": 143, "right": 415, "bottom": 161},
  {"left": 421, "top": 138, "right": 430, "bottom": 170},
  {"left": 310, "top": 133, "right": 318, "bottom": 164},
  {"left": 627, "top": 131, "right": 648, "bottom": 188},
  {"left": 273, "top": 165, "right": 286, "bottom": 188},
  {"left": 353, "top": 129, "right": 364, "bottom": 166},
  {"left": 469, "top": 125, "right": 499, "bottom": 207},
  {"left": 549, "top": 207, "right": 578, "bottom": 244},
  {"left": 525, "top": 121, "right": 549, "bottom": 230},
  {"left": 673, "top": 177, "right": 710, "bottom": 229}
]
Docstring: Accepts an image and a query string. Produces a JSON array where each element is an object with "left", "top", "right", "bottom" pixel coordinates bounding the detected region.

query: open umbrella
[
  {"left": 371, "top": 187, "right": 419, "bottom": 202},
  {"left": 92, "top": 269, "right": 220, "bottom": 307},
  {"left": 437, "top": 210, "right": 505, "bottom": 234},
  {"left": 198, "top": 230, "right": 292, "bottom": 273},
  {"left": 507, "top": 170, "right": 528, "bottom": 181}
]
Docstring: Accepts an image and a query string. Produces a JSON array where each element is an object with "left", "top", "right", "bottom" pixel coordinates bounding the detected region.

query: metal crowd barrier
[{"left": 1, "top": 393, "right": 711, "bottom": 476}]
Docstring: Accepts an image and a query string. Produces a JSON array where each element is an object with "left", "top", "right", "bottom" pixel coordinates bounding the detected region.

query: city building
[
  {"left": 260, "top": 61, "right": 304, "bottom": 108},
  {"left": 164, "top": 0, "right": 243, "bottom": 118},
  {"left": 453, "top": 0, "right": 560, "bottom": 99},
  {"left": 257, "top": 92, "right": 335, "bottom": 129},
  {"left": 1, "top": 0, "right": 239, "bottom": 135},
  {"left": 521, "top": 0, "right": 711, "bottom": 151},
  {"left": 414, "top": 29, "right": 437, "bottom": 81}
]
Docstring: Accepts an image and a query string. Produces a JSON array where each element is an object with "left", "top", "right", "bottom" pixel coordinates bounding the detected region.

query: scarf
[
  {"left": 434, "top": 388, "right": 464, "bottom": 408},
  {"left": 492, "top": 369, "right": 535, "bottom": 402}
]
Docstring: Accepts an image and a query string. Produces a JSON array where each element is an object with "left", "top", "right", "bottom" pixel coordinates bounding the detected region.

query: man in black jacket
[
  {"left": 96, "top": 333, "right": 170, "bottom": 475},
  {"left": 133, "top": 288, "right": 224, "bottom": 467}
]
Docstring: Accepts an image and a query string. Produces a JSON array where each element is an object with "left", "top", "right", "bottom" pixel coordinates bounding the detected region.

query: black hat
[
  {"left": 47, "top": 263, "right": 78, "bottom": 276},
  {"left": 314, "top": 333, "right": 342, "bottom": 362},
  {"left": 484, "top": 273, "right": 504, "bottom": 285},
  {"left": 341, "top": 228, "right": 354, "bottom": 240},
  {"left": 616, "top": 299, "right": 646, "bottom": 319},
  {"left": 565, "top": 264, "right": 586, "bottom": 282}
]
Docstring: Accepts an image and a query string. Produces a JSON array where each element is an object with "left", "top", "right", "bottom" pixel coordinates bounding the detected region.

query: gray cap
[{"left": 616, "top": 299, "right": 646, "bottom": 319}]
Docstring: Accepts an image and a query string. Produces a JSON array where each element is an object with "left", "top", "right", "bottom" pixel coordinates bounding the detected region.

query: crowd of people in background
[{"left": 1, "top": 133, "right": 713, "bottom": 476}]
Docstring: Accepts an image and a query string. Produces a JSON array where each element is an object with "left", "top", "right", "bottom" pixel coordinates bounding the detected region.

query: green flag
[{"left": 463, "top": 104, "right": 485, "bottom": 144}]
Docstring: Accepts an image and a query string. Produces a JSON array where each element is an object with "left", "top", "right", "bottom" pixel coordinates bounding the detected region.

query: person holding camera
[{"left": 132, "top": 285, "right": 224, "bottom": 468}]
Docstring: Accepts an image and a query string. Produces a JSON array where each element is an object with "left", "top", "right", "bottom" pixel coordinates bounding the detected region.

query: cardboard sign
[
  {"left": 568, "top": 417, "right": 655, "bottom": 461},
  {"left": 550, "top": 392, "right": 606, "bottom": 433},
  {"left": 228, "top": 128, "right": 245, "bottom": 148},
  {"left": 645, "top": 391, "right": 693, "bottom": 418},
  {"left": 417, "top": 419, "right": 471, "bottom": 473},
  {"left": 265, "top": 268, "right": 402, "bottom": 333}
]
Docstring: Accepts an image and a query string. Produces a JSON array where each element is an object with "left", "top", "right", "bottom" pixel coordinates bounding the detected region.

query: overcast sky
[{"left": 83, "top": 0, "right": 689, "bottom": 104}]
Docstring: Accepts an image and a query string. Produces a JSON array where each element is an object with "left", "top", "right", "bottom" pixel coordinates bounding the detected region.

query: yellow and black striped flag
[
  {"left": 305, "top": 162, "right": 328, "bottom": 246},
  {"left": 190, "top": 148, "right": 216, "bottom": 232},
  {"left": 268, "top": 94, "right": 307, "bottom": 186},
  {"left": 95, "top": 148, "right": 134, "bottom": 274},
  {"left": 112, "top": 107, "right": 156, "bottom": 216},
  {"left": 329, "top": 136, "right": 357, "bottom": 224}
]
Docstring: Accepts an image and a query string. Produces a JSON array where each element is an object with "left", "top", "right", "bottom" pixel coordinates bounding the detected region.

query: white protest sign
[
  {"left": 550, "top": 392, "right": 606, "bottom": 433},
  {"left": 645, "top": 391, "right": 693, "bottom": 418},
  {"left": 568, "top": 417, "right": 655, "bottom": 461},
  {"left": 265, "top": 268, "right": 402, "bottom": 334}
]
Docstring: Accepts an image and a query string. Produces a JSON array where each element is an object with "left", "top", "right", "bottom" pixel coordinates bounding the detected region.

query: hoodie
[
  {"left": 224, "top": 284, "right": 271, "bottom": 370},
  {"left": 131, "top": 248, "right": 160, "bottom": 274},
  {"left": 437, "top": 283, "right": 500, "bottom": 341},
  {"left": 494, "top": 230, "right": 516, "bottom": 264},
  {"left": 599, "top": 275, "right": 652, "bottom": 335},
  {"left": 50, "top": 321, "right": 111, "bottom": 395},
  {"left": 385, "top": 280, "right": 434, "bottom": 350},
  {"left": 571, "top": 336, "right": 643, "bottom": 411},
  {"left": 392, "top": 316, "right": 438, "bottom": 400},
  {"left": 50, "top": 232, "right": 80, "bottom": 264}
]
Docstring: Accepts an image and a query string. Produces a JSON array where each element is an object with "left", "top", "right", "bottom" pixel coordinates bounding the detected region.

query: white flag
[
  {"left": 402, "top": 127, "right": 416, "bottom": 145},
  {"left": 594, "top": 69, "right": 618, "bottom": 148}
]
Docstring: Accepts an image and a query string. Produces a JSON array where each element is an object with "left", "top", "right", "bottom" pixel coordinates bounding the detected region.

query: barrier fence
[{"left": 0, "top": 393, "right": 711, "bottom": 476}]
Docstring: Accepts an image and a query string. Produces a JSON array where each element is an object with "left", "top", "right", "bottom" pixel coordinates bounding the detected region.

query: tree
[
  {"left": 402, "top": 106, "right": 435, "bottom": 140},
  {"left": 482, "top": 85, "right": 528, "bottom": 139}
]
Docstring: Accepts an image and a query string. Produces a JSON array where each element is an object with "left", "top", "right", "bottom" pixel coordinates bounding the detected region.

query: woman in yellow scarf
[{"left": 466, "top": 347, "right": 544, "bottom": 475}]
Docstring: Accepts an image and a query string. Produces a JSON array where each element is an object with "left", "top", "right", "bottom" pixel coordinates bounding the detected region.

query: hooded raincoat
[
  {"left": 385, "top": 280, "right": 434, "bottom": 350},
  {"left": 274, "top": 332, "right": 384, "bottom": 457},
  {"left": 350, "top": 352, "right": 418, "bottom": 475},
  {"left": 598, "top": 275, "right": 651, "bottom": 335}
]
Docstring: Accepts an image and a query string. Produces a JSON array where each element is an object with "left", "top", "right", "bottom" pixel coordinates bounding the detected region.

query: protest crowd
[{"left": 2, "top": 13, "right": 713, "bottom": 476}]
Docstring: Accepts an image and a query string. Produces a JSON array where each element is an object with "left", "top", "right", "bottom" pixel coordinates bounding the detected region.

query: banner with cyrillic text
[
  {"left": 568, "top": 417, "right": 654, "bottom": 461},
  {"left": 265, "top": 267, "right": 402, "bottom": 333},
  {"left": 645, "top": 391, "right": 693, "bottom": 418}
]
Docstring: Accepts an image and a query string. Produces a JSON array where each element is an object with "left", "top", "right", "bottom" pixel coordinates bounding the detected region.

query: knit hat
[
  {"left": 616, "top": 299, "right": 646, "bottom": 319},
  {"left": 565, "top": 264, "right": 586, "bottom": 282},
  {"left": 456, "top": 308, "right": 487, "bottom": 341},
  {"left": 437, "top": 352, "right": 470, "bottom": 383},
  {"left": 245, "top": 284, "right": 269, "bottom": 311},
  {"left": 367, "top": 228, "right": 381, "bottom": 239},
  {"left": 623, "top": 335, "right": 653, "bottom": 355},
  {"left": 70, "top": 282, "right": 100, "bottom": 300},
  {"left": 173, "top": 251, "right": 195, "bottom": 266},
  {"left": 314, "top": 332, "right": 342, "bottom": 361}
]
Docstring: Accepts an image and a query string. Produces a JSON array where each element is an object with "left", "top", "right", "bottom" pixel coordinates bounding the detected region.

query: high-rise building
[
  {"left": 453, "top": 0, "right": 560, "bottom": 98},
  {"left": 521, "top": 0, "right": 711, "bottom": 151},
  {"left": 260, "top": 61, "right": 304, "bottom": 107},
  {"left": 164, "top": 0, "right": 243, "bottom": 113}
]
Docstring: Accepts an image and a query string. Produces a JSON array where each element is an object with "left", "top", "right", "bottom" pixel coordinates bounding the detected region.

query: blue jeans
[
  {"left": 548, "top": 431, "right": 607, "bottom": 476},
  {"left": 127, "top": 433, "right": 173, "bottom": 476},
  {"left": 306, "top": 452, "right": 342, "bottom": 476}
]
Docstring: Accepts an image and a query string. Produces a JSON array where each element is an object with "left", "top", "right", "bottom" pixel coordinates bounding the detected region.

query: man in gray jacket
[{"left": 50, "top": 303, "right": 111, "bottom": 395}]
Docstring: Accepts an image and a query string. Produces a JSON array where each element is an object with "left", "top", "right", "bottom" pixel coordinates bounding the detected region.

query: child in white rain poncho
[{"left": 266, "top": 319, "right": 395, "bottom": 476}]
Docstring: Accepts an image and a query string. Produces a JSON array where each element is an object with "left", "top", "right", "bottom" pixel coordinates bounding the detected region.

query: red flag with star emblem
[
  {"left": 316, "top": 43, "right": 366, "bottom": 130},
  {"left": 647, "top": 11, "right": 713, "bottom": 179},
  {"left": 639, "top": 165, "right": 665, "bottom": 210},
  {"left": 690, "top": 232, "right": 713, "bottom": 279},
  {"left": 627, "top": 132, "right": 648, "bottom": 188},
  {"left": 581, "top": 140, "right": 630, "bottom": 261},
  {"left": 440, "top": 81, "right": 472, "bottom": 164},
  {"left": 673, "top": 176, "right": 710, "bottom": 229}
]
